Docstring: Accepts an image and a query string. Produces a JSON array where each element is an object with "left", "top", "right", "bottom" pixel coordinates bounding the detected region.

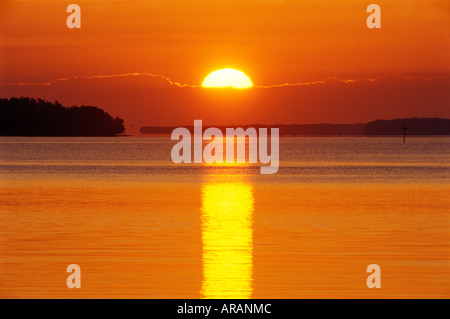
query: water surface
[{"left": 0, "top": 137, "right": 448, "bottom": 298}]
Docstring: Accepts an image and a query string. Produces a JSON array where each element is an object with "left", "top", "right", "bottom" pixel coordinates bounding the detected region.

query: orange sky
[{"left": 1, "top": 0, "right": 449, "bottom": 131}]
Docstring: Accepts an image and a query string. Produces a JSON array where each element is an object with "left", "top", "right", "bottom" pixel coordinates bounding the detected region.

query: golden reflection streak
[{"left": 200, "top": 182, "right": 254, "bottom": 299}]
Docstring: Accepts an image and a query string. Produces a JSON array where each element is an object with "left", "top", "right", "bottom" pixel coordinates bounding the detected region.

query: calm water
[{"left": 0, "top": 136, "right": 449, "bottom": 298}]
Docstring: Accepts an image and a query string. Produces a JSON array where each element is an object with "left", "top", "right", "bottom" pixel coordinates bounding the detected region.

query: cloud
[
  {"left": 3, "top": 72, "right": 447, "bottom": 88},
  {"left": 1, "top": 73, "right": 193, "bottom": 88}
]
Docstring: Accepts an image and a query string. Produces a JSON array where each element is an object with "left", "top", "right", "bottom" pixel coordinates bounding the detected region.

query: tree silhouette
[
  {"left": 364, "top": 118, "right": 450, "bottom": 135},
  {"left": 0, "top": 97, "right": 125, "bottom": 136}
]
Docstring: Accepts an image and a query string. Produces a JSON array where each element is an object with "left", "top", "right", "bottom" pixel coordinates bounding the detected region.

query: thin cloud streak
[
  {"left": 1, "top": 73, "right": 448, "bottom": 88},
  {"left": 254, "top": 74, "right": 450, "bottom": 88},
  {"left": 0, "top": 73, "right": 197, "bottom": 88}
]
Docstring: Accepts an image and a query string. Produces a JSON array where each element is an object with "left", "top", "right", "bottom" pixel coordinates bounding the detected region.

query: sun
[{"left": 202, "top": 68, "right": 253, "bottom": 89}]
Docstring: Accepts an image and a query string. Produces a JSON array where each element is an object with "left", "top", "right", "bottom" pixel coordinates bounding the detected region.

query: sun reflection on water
[{"left": 200, "top": 181, "right": 254, "bottom": 299}]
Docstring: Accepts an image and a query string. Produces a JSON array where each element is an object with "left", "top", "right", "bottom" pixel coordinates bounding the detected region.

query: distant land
[
  {"left": 141, "top": 118, "right": 450, "bottom": 136},
  {"left": 363, "top": 118, "right": 450, "bottom": 135},
  {"left": 0, "top": 97, "right": 125, "bottom": 136},
  {"left": 1, "top": 97, "right": 448, "bottom": 137}
]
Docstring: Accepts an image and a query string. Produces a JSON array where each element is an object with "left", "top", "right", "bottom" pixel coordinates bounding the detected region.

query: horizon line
[{"left": 138, "top": 117, "right": 450, "bottom": 128}]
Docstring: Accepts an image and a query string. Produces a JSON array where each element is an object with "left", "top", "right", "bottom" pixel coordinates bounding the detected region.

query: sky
[{"left": 1, "top": 0, "right": 449, "bottom": 132}]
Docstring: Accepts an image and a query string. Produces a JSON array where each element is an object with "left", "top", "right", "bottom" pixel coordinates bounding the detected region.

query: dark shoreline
[{"left": 140, "top": 118, "right": 450, "bottom": 137}]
